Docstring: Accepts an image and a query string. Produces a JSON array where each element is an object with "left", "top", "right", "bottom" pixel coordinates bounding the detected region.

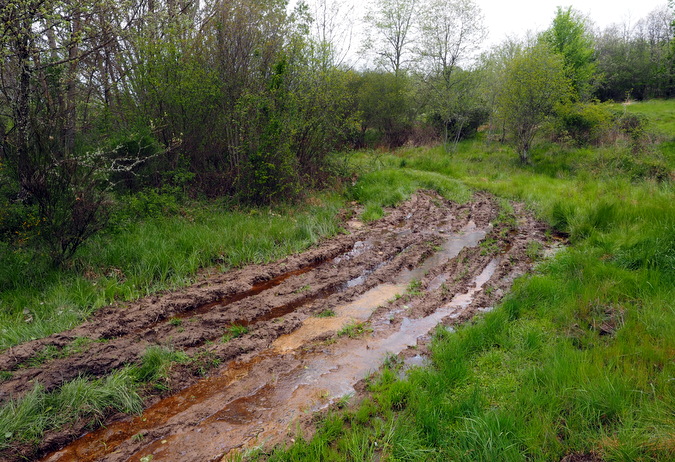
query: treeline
[
  {"left": 595, "top": 5, "right": 675, "bottom": 101},
  {"left": 0, "top": 0, "right": 673, "bottom": 265}
]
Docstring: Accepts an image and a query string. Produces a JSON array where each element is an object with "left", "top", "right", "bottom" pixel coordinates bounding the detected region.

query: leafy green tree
[
  {"left": 477, "top": 38, "right": 524, "bottom": 142},
  {"left": 594, "top": 6, "right": 674, "bottom": 100},
  {"left": 350, "top": 71, "right": 414, "bottom": 147},
  {"left": 0, "top": 0, "right": 148, "bottom": 264},
  {"left": 542, "top": 6, "right": 596, "bottom": 101},
  {"left": 495, "top": 42, "right": 572, "bottom": 163}
]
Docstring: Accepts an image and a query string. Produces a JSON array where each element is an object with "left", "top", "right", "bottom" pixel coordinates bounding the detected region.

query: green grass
[
  {"left": 0, "top": 193, "right": 344, "bottom": 349},
  {"left": 0, "top": 371, "right": 142, "bottom": 451},
  {"left": 222, "top": 324, "right": 249, "bottom": 343},
  {"left": 0, "top": 344, "right": 190, "bottom": 452},
  {"left": 337, "top": 321, "right": 372, "bottom": 339},
  {"left": 130, "top": 345, "right": 189, "bottom": 385},
  {"left": 316, "top": 309, "right": 336, "bottom": 318},
  {"left": 256, "top": 100, "right": 675, "bottom": 461},
  {"left": 348, "top": 167, "right": 472, "bottom": 221},
  {"left": 406, "top": 279, "right": 423, "bottom": 296},
  {"left": 23, "top": 337, "right": 93, "bottom": 368},
  {"left": 618, "top": 99, "right": 675, "bottom": 137}
]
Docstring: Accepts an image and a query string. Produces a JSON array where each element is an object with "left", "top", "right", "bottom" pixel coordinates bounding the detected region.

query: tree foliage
[
  {"left": 350, "top": 71, "right": 414, "bottom": 147},
  {"left": 542, "top": 6, "right": 596, "bottom": 101},
  {"left": 416, "top": 0, "right": 487, "bottom": 149},
  {"left": 1, "top": 0, "right": 673, "bottom": 265},
  {"left": 0, "top": 0, "right": 150, "bottom": 263},
  {"left": 0, "top": 0, "right": 359, "bottom": 264},
  {"left": 364, "top": 0, "right": 418, "bottom": 75},
  {"left": 495, "top": 43, "right": 572, "bottom": 163},
  {"left": 594, "top": 5, "right": 675, "bottom": 100}
]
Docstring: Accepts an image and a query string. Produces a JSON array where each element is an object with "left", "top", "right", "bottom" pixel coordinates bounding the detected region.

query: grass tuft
[
  {"left": 0, "top": 369, "right": 142, "bottom": 451},
  {"left": 222, "top": 324, "right": 249, "bottom": 343},
  {"left": 337, "top": 321, "right": 372, "bottom": 339}
]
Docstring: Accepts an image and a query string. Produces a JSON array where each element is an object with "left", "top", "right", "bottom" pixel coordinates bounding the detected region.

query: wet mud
[{"left": 0, "top": 191, "right": 557, "bottom": 461}]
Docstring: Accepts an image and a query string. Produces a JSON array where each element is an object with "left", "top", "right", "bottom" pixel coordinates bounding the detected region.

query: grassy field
[
  {"left": 250, "top": 101, "right": 675, "bottom": 460},
  {"left": 1, "top": 101, "right": 673, "bottom": 460}
]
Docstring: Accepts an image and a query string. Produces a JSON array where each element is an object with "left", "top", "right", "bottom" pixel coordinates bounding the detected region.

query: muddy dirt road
[{"left": 0, "top": 192, "right": 556, "bottom": 461}]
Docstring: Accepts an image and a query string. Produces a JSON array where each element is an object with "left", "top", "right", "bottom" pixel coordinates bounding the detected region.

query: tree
[
  {"left": 594, "top": 6, "right": 675, "bottom": 100},
  {"left": 542, "top": 6, "right": 596, "bottom": 101},
  {"left": 495, "top": 42, "right": 572, "bottom": 163},
  {"left": 0, "top": 0, "right": 151, "bottom": 263},
  {"left": 307, "top": 0, "right": 355, "bottom": 69},
  {"left": 416, "top": 0, "right": 487, "bottom": 149},
  {"left": 478, "top": 37, "right": 524, "bottom": 142},
  {"left": 416, "top": 0, "right": 485, "bottom": 80},
  {"left": 350, "top": 71, "right": 414, "bottom": 147},
  {"left": 364, "top": 0, "right": 418, "bottom": 75}
]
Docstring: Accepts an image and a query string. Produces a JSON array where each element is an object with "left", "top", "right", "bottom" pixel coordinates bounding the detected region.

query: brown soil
[{"left": 0, "top": 191, "right": 558, "bottom": 462}]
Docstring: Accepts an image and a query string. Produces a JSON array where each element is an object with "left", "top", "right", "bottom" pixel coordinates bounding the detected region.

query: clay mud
[{"left": 0, "top": 192, "right": 556, "bottom": 461}]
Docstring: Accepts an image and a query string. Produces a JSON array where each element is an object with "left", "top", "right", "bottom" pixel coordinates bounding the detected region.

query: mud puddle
[
  {"left": 0, "top": 191, "right": 556, "bottom": 462},
  {"left": 41, "top": 219, "right": 503, "bottom": 462},
  {"left": 132, "top": 260, "right": 500, "bottom": 462}
]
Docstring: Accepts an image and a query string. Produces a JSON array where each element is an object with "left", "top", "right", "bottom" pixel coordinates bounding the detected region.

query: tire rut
[{"left": 0, "top": 191, "right": 559, "bottom": 462}]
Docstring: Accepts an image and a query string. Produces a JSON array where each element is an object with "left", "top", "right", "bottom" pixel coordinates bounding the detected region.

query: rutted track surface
[{"left": 0, "top": 192, "right": 557, "bottom": 461}]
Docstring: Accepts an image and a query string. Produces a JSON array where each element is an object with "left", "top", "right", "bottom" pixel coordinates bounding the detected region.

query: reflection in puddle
[
  {"left": 273, "top": 283, "right": 404, "bottom": 353},
  {"left": 333, "top": 240, "right": 372, "bottom": 264},
  {"left": 397, "top": 221, "right": 488, "bottom": 284}
]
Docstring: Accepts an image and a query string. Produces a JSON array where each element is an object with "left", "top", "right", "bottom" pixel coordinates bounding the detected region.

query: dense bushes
[
  {"left": 1, "top": 0, "right": 672, "bottom": 266},
  {"left": 552, "top": 102, "right": 653, "bottom": 150}
]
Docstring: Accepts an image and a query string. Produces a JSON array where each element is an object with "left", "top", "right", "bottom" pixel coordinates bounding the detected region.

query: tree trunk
[
  {"left": 15, "top": 25, "right": 32, "bottom": 184},
  {"left": 64, "top": 14, "right": 82, "bottom": 156}
]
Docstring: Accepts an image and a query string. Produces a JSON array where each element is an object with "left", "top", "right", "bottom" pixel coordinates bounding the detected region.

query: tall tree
[
  {"left": 542, "top": 6, "right": 596, "bottom": 101},
  {"left": 495, "top": 42, "right": 572, "bottom": 163},
  {"left": 307, "top": 0, "right": 355, "bottom": 69},
  {"left": 364, "top": 0, "right": 418, "bottom": 75},
  {"left": 416, "top": 0, "right": 486, "bottom": 149},
  {"left": 417, "top": 0, "right": 485, "bottom": 81}
]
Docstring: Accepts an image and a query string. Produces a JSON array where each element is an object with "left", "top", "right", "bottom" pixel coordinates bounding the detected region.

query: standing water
[{"left": 42, "top": 222, "right": 495, "bottom": 462}]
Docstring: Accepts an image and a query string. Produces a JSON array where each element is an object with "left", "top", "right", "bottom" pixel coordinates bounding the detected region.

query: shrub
[{"left": 555, "top": 102, "right": 613, "bottom": 146}]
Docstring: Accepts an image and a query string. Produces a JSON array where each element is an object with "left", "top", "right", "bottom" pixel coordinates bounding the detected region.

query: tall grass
[
  {"left": 348, "top": 168, "right": 471, "bottom": 221},
  {"left": 0, "top": 345, "right": 187, "bottom": 451},
  {"left": 0, "top": 370, "right": 142, "bottom": 451},
  {"left": 0, "top": 194, "right": 344, "bottom": 349}
]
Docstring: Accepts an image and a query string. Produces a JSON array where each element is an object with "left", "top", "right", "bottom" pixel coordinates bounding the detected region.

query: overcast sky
[
  {"left": 477, "top": 0, "right": 669, "bottom": 46},
  {"left": 293, "top": 0, "right": 671, "bottom": 67}
]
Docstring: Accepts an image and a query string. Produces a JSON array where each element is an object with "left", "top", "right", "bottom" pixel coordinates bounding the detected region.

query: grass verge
[{"left": 0, "top": 345, "right": 187, "bottom": 453}]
